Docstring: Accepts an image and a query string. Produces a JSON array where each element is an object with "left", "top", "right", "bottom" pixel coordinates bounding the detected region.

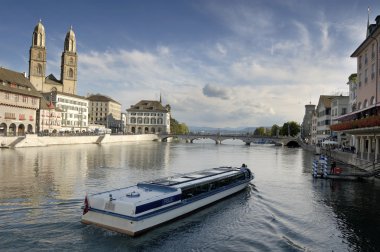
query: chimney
[{"left": 376, "top": 15, "right": 380, "bottom": 25}]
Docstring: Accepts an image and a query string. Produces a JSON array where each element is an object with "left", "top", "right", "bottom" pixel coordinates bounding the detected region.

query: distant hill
[{"left": 189, "top": 126, "right": 258, "bottom": 134}]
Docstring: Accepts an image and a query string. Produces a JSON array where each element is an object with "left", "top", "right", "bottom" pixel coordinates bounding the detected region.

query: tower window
[
  {"left": 37, "top": 64, "right": 42, "bottom": 75},
  {"left": 69, "top": 57, "right": 73, "bottom": 64},
  {"left": 38, "top": 52, "right": 42, "bottom": 59},
  {"left": 68, "top": 68, "right": 74, "bottom": 78}
]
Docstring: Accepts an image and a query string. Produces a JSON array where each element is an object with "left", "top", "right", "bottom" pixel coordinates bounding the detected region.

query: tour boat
[{"left": 81, "top": 165, "right": 254, "bottom": 236}]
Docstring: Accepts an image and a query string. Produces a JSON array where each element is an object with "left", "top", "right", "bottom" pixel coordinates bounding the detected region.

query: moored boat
[{"left": 81, "top": 164, "right": 254, "bottom": 236}]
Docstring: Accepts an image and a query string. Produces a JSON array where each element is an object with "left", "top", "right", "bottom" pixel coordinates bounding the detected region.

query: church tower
[
  {"left": 61, "top": 26, "right": 77, "bottom": 94},
  {"left": 29, "top": 20, "right": 46, "bottom": 92}
]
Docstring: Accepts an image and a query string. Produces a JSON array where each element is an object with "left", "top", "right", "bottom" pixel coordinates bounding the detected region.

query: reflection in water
[{"left": 0, "top": 142, "right": 379, "bottom": 251}]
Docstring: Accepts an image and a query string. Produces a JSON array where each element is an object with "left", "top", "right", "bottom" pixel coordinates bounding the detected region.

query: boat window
[{"left": 181, "top": 173, "right": 246, "bottom": 200}]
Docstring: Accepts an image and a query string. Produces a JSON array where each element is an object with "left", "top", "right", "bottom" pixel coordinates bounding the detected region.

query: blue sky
[{"left": 0, "top": 0, "right": 377, "bottom": 127}]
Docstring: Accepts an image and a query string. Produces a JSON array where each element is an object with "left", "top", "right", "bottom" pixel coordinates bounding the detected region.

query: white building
[
  {"left": 330, "top": 95, "right": 349, "bottom": 145},
  {"left": 126, "top": 100, "right": 171, "bottom": 134},
  {"left": 316, "top": 95, "right": 340, "bottom": 143},
  {"left": 43, "top": 91, "right": 88, "bottom": 132}
]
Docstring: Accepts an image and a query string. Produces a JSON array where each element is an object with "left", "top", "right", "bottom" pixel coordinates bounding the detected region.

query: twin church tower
[{"left": 29, "top": 20, "right": 78, "bottom": 95}]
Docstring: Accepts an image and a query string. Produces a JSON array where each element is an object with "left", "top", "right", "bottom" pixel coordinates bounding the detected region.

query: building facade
[
  {"left": 0, "top": 67, "right": 41, "bottom": 135},
  {"left": 36, "top": 97, "right": 63, "bottom": 134},
  {"left": 87, "top": 94, "right": 122, "bottom": 133},
  {"left": 29, "top": 20, "right": 78, "bottom": 95},
  {"left": 330, "top": 95, "right": 349, "bottom": 145},
  {"left": 331, "top": 15, "right": 380, "bottom": 162},
  {"left": 316, "top": 95, "right": 340, "bottom": 143},
  {"left": 126, "top": 100, "right": 170, "bottom": 134},
  {"left": 43, "top": 91, "right": 88, "bottom": 132}
]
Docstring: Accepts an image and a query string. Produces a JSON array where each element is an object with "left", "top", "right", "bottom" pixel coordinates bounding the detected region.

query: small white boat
[{"left": 81, "top": 165, "right": 254, "bottom": 236}]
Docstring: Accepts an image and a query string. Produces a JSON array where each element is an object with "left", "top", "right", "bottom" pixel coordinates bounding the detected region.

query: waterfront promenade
[{"left": 0, "top": 133, "right": 158, "bottom": 148}]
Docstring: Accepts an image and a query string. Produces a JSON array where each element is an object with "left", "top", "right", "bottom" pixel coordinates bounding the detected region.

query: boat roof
[
  {"left": 145, "top": 166, "right": 242, "bottom": 189},
  {"left": 89, "top": 167, "right": 244, "bottom": 209}
]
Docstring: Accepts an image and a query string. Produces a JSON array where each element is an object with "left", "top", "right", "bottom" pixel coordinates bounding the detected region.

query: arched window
[
  {"left": 33, "top": 33, "right": 38, "bottom": 46},
  {"left": 363, "top": 99, "right": 368, "bottom": 108},
  {"left": 130, "top": 117, "right": 136, "bottom": 124},
  {"left": 370, "top": 96, "right": 375, "bottom": 105},
  {"left": 157, "top": 118, "right": 163, "bottom": 124},
  {"left": 68, "top": 68, "right": 74, "bottom": 78},
  {"left": 37, "top": 64, "right": 42, "bottom": 75},
  {"left": 358, "top": 102, "right": 362, "bottom": 110},
  {"left": 151, "top": 118, "right": 156, "bottom": 124},
  {"left": 144, "top": 118, "right": 149, "bottom": 124},
  {"left": 69, "top": 39, "right": 73, "bottom": 51},
  {"left": 38, "top": 33, "right": 42, "bottom": 46},
  {"left": 137, "top": 117, "right": 142, "bottom": 124}
]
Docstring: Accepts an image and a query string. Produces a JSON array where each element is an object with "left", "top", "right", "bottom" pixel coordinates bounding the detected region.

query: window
[
  {"left": 137, "top": 117, "right": 142, "bottom": 124},
  {"left": 157, "top": 118, "right": 163, "bottom": 124},
  {"left": 358, "top": 102, "right": 362, "bottom": 110},
  {"left": 5, "top": 93, "right": 9, "bottom": 99},
  {"left": 151, "top": 118, "right": 156, "bottom": 124},
  {"left": 370, "top": 96, "right": 375, "bottom": 105},
  {"left": 342, "top": 108, "right": 347, "bottom": 115},
  {"left": 37, "top": 64, "right": 42, "bottom": 75},
  {"left": 372, "top": 64, "right": 375, "bottom": 79},
  {"left": 364, "top": 99, "right": 368, "bottom": 108},
  {"left": 14, "top": 94, "right": 19, "bottom": 102},
  {"left": 130, "top": 117, "right": 136, "bottom": 123},
  {"left": 365, "top": 69, "right": 368, "bottom": 83},
  {"left": 23, "top": 96, "right": 28, "bottom": 103},
  {"left": 68, "top": 68, "right": 74, "bottom": 78},
  {"left": 144, "top": 118, "right": 149, "bottom": 124}
]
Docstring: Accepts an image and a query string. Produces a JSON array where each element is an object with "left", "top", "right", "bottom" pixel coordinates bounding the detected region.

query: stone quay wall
[{"left": 0, "top": 134, "right": 159, "bottom": 148}]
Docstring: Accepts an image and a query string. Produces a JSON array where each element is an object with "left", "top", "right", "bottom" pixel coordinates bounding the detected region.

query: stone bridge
[{"left": 158, "top": 133, "right": 301, "bottom": 146}]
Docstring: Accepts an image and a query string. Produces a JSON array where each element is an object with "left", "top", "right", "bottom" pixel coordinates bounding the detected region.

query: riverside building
[
  {"left": 126, "top": 100, "right": 171, "bottom": 134},
  {"left": 332, "top": 14, "right": 380, "bottom": 162},
  {"left": 43, "top": 91, "right": 88, "bottom": 132},
  {"left": 87, "top": 94, "right": 122, "bottom": 133},
  {"left": 0, "top": 67, "right": 41, "bottom": 136}
]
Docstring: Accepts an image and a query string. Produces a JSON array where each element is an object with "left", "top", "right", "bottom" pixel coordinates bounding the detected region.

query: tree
[
  {"left": 279, "top": 121, "right": 300, "bottom": 137},
  {"left": 170, "top": 118, "right": 189, "bottom": 134},
  {"left": 270, "top": 124, "right": 280, "bottom": 137},
  {"left": 253, "top": 127, "right": 266, "bottom": 136}
]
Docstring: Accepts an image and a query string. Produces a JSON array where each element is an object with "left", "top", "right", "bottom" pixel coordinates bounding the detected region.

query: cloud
[{"left": 202, "top": 83, "right": 230, "bottom": 100}]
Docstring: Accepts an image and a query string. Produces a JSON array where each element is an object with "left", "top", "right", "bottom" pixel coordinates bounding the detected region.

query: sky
[{"left": 0, "top": 0, "right": 378, "bottom": 128}]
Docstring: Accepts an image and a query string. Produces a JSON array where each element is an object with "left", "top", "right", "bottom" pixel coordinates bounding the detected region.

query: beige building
[
  {"left": 29, "top": 20, "right": 78, "bottom": 95},
  {"left": 332, "top": 15, "right": 380, "bottom": 162},
  {"left": 126, "top": 100, "right": 171, "bottom": 134},
  {"left": 87, "top": 94, "right": 122, "bottom": 132},
  {"left": 0, "top": 67, "right": 41, "bottom": 135}
]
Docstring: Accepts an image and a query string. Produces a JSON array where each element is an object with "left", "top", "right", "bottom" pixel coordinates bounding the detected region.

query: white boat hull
[{"left": 81, "top": 181, "right": 249, "bottom": 236}]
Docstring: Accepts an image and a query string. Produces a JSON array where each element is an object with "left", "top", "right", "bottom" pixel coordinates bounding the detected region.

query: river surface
[{"left": 1, "top": 140, "right": 380, "bottom": 251}]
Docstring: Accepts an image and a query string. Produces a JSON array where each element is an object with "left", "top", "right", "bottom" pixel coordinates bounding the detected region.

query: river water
[{"left": 1, "top": 140, "right": 380, "bottom": 251}]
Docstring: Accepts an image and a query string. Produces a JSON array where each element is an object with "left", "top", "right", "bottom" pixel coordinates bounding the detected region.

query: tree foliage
[
  {"left": 279, "top": 121, "right": 300, "bottom": 137},
  {"left": 253, "top": 127, "right": 266, "bottom": 136},
  {"left": 270, "top": 124, "right": 280, "bottom": 136},
  {"left": 170, "top": 118, "right": 189, "bottom": 134}
]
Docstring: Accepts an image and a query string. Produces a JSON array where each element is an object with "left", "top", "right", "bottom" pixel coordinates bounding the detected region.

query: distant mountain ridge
[{"left": 189, "top": 126, "right": 260, "bottom": 134}]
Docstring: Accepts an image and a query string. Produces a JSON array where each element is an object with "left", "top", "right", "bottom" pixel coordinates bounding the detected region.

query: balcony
[{"left": 330, "top": 115, "right": 380, "bottom": 131}]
